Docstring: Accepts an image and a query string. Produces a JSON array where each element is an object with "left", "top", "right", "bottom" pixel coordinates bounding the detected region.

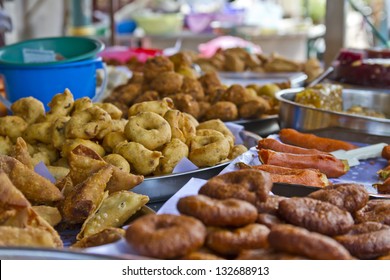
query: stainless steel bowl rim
[{"left": 276, "top": 87, "right": 390, "bottom": 123}]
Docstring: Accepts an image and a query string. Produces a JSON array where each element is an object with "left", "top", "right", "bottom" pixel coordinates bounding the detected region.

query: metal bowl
[
  {"left": 132, "top": 130, "right": 261, "bottom": 203},
  {"left": 276, "top": 88, "right": 390, "bottom": 137}
]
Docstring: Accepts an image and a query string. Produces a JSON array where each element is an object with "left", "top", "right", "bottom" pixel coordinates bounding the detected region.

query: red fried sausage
[
  {"left": 237, "top": 163, "right": 329, "bottom": 188},
  {"left": 257, "top": 138, "right": 329, "bottom": 155},
  {"left": 279, "top": 128, "right": 357, "bottom": 152},
  {"left": 258, "top": 149, "right": 349, "bottom": 178}
]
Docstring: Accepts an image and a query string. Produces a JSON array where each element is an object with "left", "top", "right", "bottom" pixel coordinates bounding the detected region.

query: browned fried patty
[
  {"left": 278, "top": 197, "right": 354, "bottom": 236},
  {"left": 308, "top": 183, "right": 369, "bottom": 213},
  {"left": 268, "top": 224, "right": 352, "bottom": 260},
  {"left": 335, "top": 222, "right": 390, "bottom": 259},
  {"left": 354, "top": 199, "right": 390, "bottom": 225}
]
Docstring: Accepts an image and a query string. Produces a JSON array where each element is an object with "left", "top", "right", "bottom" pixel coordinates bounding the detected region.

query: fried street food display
[
  {"left": 125, "top": 168, "right": 390, "bottom": 260},
  {"left": 104, "top": 55, "right": 282, "bottom": 122}
]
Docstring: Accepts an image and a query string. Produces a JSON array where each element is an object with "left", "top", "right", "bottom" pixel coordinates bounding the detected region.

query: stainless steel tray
[
  {"left": 276, "top": 88, "right": 390, "bottom": 137},
  {"left": 0, "top": 247, "right": 123, "bottom": 260},
  {"left": 132, "top": 130, "right": 261, "bottom": 203},
  {"left": 231, "top": 115, "right": 280, "bottom": 137},
  {"left": 218, "top": 71, "right": 307, "bottom": 87}
]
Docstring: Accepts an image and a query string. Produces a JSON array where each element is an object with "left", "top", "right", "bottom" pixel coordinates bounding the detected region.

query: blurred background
[{"left": 1, "top": 0, "right": 389, "bottom": 65}]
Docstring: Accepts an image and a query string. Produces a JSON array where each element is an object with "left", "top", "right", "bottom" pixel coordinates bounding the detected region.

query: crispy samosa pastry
[
  {"left": 0, "top": 155, "right": 63, "bottom": 204},
  {"left": 68, "top": 145, "right": 144, "bottom": 192},
  {"left": 32, "top": 205, "right": 62, "bottom": 227},
  {"left": 0, "top": 226, "right": 57, "bottom": 248},
  {"left": 10, "top": 137, "right": 34, "bottom": 170},
  {"left": 77, "top": 191, "right": 149, "bottom": 239},
  {"left": 61, "top": 165, "right": 113, "bottom": 224},
  {"left": 72, "top": 227, "right": 125, "bottom": 248}
]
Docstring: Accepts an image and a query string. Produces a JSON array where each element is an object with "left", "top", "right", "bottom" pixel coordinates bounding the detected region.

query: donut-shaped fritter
[
  {"left": 125, "top": 214, "right": 206, "bottom": 259},
  {"left": 177, "top": 195, "right": 257, "bottom": 227},
  {"left": 335, "top": 222, "right": 390, "bottom": 259},
  {"left": 255, "top": 195, "right": 287, "bottom": 214},
  {"left": 268, "top": 224, "right": 352, "bottom": 260},
  {"left": 278, "top": 197, "right": 354, "bottom": 236},
  {"left": 189, "top": 134, "right": 230, "bottom": 167},
  {"left": 199, "top": 169, "right": 273, "bottom": 204},
  {"left": 354, "top": 199, "right": 390, "bottom": 225},
  {"left": 124, "top": 111, "right": 171, "bottom": 150},
  {"left": 206, "top": 224, "right": 270, "bottom": 255},
  {"left": 308, "top": 183, "right": 369, "bottom": 213}
]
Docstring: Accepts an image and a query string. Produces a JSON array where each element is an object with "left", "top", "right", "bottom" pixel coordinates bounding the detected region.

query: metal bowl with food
[
  {"left": 276, "top": 87, "right": 390, "bottom": 137},
  {"left": 132, "top": 130, "right": 261, "bottom": 203}
]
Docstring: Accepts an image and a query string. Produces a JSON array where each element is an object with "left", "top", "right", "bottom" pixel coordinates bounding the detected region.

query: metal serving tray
[
  {"left": 218, "top": 71, "right": 307, "bottom": 87},
  {"left": 276, "top": 88, "right": 390, "bottom": 137},
  {"left": 232, "top": 115, "right": 280, "bottom": 137},
  {"left": 132, "top": 130, "right": 261, "bottom": 203}
]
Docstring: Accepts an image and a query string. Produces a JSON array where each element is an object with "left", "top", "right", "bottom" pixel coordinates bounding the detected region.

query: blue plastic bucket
[{"left": 0, "top": 57, "right": 107, "bottom": 110}]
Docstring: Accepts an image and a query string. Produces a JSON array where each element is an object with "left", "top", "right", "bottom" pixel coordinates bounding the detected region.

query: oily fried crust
[
  {"left": 278, "top": 197, "right": 354, "bottom": 236},
  {"left": 199, "top": 169, "right": 273, "bottom": 204},
  {"left": 206, "top": 224, "right": 270, "bottom": 256},
  {"left": 177, "top": 195, "right": 257, "bottom": 227},
  {"left": 71, "top": 227, "right": 125, "bottom": 248},
  {"left": 268, "top": 224, "right": 352, "bottom": 260},
  {"left": 308, "top": 183, "right": 369, "bottom": 213},
  {"left": 335, "top": 222, "right": 390, "bottom": 259},
  {"left": 354, "top": 199, "right": 390, "bottom": 225},
  {"left": 126, "top": 214, "right": 206, "bottom": 259},
  {"left": 255, "top": 195, "right": 287, "bottom": 215}
]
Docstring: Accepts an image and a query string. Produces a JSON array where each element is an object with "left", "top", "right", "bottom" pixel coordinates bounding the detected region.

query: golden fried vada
[
  {"left": 154, "top": 139, "right": 189, "bottom": 175},
  {"left": 204, "top": 101, "right": 238, "bottom": 122},
  {"left": 126, "top": 214, "right": 206, "bottom": 259},
  {"left": 124, "top": 112, "right": 171, "bottom": 150},
  {"left": 128, "top": 97, "right": 174, "bottom": 117},
  {"left": 189, "top": 134, "right": 230, "bottom": 167}
]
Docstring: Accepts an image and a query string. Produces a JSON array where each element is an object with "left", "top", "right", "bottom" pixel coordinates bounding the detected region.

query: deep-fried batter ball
[
  {"left": 197, "top": 101, "right": 211, "bottom": 120},
  {"left": 204, "top": 101, "right": 238, "bottom": 121},
  {"left": 169, "top": 93, "right": 200, "bottom": 119},
  {"left": 143, "top": 56, "right": 174, "bottom": 82},
  {"left": 278, "top": 197, "right": 354, "bottom": 236},
  {"left": 151, "top": 72, "right": 183, "bottom": 97},
  {"left": 206, "top": 86, "right": 226, "bottom": 104},
  {"left": 223, "top": 53, "right": 245, "bottom": 72},
  {"left": 181, "top": 77, "right": 205, "bottom": 101},
  {"left": 132, "top": 90, "right": 159, "bottom": 104},
  {"left": 198, "top": 72, "right": 222, "bottom": 95}
]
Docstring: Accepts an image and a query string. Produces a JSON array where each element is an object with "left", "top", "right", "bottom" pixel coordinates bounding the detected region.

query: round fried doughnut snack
[
  {"left": 128, "top": 97, "right": 174, "bottom": 117},
  {"left": 236, "top": 248, "right": 307, "bottom": 260},
  {"left": 177, "top": 195, "right": 257, "bottom": 227},
  {"left": 197, "top": 119, "right": 235, "bottom": 146},
  {"left": 308, "top": 183, "right": 369, "bottom": 213},
  {"left": 255, "top": 195, "right": 287, "bottom": 215},
  {"left": 169, "top": 93, "right": 200, "bottom": 119},
  {"left": 114, "top": 141, "right": 162, "bottom": 175},
  {"left": 268, "top": 224, "right": 352, "bottom": 260},
  {"left": 125, "top": 214, "right": 206, "bottom": 259},
  {"left": 278, "top": 197, "right": 354, "bottom": 236},
  {"left": 188, "top": 134, "right": 230, "bottom": 167},
  {"left": 335, "top": 222, "right": 390, "bottom": 259},
  {"left": 228, "top": 144, "right": 248, "bottom": 160},
  {"left": 164, "top": 109, "right": 196, "bottom": 145},
  {"left": 206, "top": 224, "right": 270, "bottom": 256},
  {"left": 124, "top": 112, "right": 171, "bottom": 150},
  {"left": 154, "top": 139, "right": 189, "bottom": 175},
  {"left": 354, "top": 199, "right": 390, "bottom": 225},
  {"left": 199, "top": 169, "right": 273, "bottom": 204}
]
